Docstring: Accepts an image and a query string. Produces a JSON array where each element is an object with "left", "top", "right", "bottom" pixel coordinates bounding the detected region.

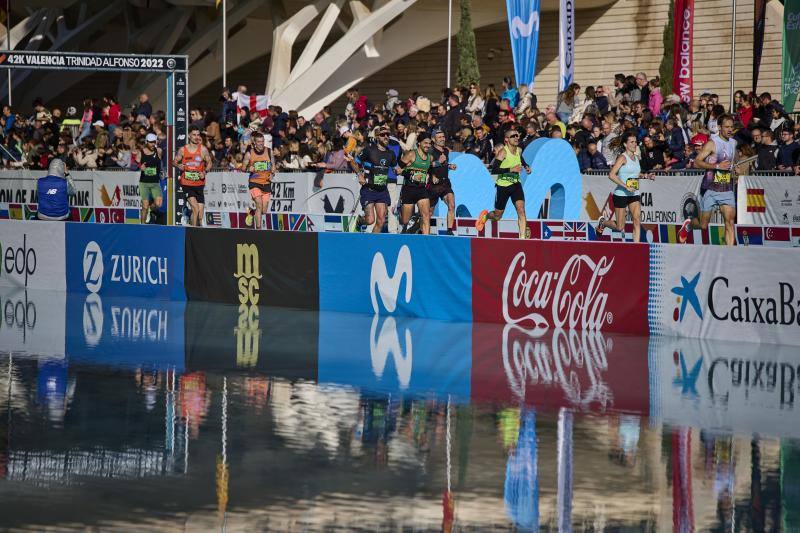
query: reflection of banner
[
  {"left": 506, "top": 0, "right": 540, "bottom": 88},
  {"left": 783, "top": 0, "right": 800, "bottom": 111},
  {"left": 648, "top": 243, "right": 800, "bottom": 345},
  {"left": 504, "top": 407, "right": 538, "bottom": 531},
  {"left": 0, "top": 220, "right": 65, "bottom": 290},
  {"left": 672, "top": 0, "right": 694, "bottom": 103},
  {"left": 471, "top": 239, "right": 650, "bottom": 334},
  {"left": 582, "top": 173, "right": 702, "bottom": 225},
  {"left": 0, "top": 288, "right": 66, "bottom": 357},
  {"left": 737, "top": 175, "right": 800, "bottom": 225}
]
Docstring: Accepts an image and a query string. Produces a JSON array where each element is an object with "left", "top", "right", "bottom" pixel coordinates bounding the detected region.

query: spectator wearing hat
[
  {"left": 93, "top": 120, "right": 109, "bottom": 150},
  {"left": 37, "top": 158, "right": 75, "bottom": 221},
  {"left": 385, "top": 89, "right": 400, "bottom": 112}
]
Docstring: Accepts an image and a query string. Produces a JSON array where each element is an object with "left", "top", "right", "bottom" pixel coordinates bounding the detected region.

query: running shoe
[
  {"left": 678, "top": 218, "right": 692, "bottom": 243},
  {"left": 407, "top": 214, "right": 421, "bottom": 234},
  {"left": 596, "top": 216, "right": 606, "bottom": 235},
  {"left": 475, "top": 210, "right": 489, "bottom": 232}
]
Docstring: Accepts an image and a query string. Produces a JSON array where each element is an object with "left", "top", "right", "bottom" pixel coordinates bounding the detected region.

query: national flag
[
  {"left": 526, "top": 220, "right": 542, "bottom": 240},
  {"left": 110, "top": 208, "right": 124, "bottom": 224},
  {"left": 24, "top": 205, "right": 37, "bottom": 220},
  {"left": 324, "top": 214, "right": 345, "bottom": 232},
  {"left": 95, "top": 208, "right": 110, "bottom": 223},
  {"left": 205, "top": 212, "right": 223, "bottom": 227},
  {"left": 563, "top": 221, "right": 587, "bottom": 240},
  {"left": 694, "top": 228, "right": 708, "bottom": 245},
  {"left": 587, "top": 222, "right": 611, "bottom": 242},
  {"left": 0, "top": 204, "right": 10, "bottom": 219},
  {"left": 228, "top": 212, "right": 239, "bottom": 228},
  {"left": 708, "top": 225, "right": 726, "bottom": 245},
  {"left": 792, "top": 226, "right": 800, "bottom": 247},
  {"left": 238, "top": 211, "right": 253, "bottom": 229},
  {"left": 746, "top": 188, "right": 766, "bottom": 213},
  {"left": 542, "top": 220, "right": 564, "bottom": 239},
  {"left": 290, "top": 214, "right": 308, "bottom": 231},
  {"left": 641, "top": 224, "right": 660, "bottom": 243},
  {"left": 659, "top": 224, "right": 685, "bottom": 244},
  {"left": 79, "top": 207, "right": 95, "bottom": 223},
  {"left": 456, "top": 218, "right": 479, "bottom": 237},
  {"left": 498, "top": 219, "right": 522, "bottom": 239},
  {"left": 125, "top": 209, "right": 140, "bottom": 224},
  {"left": 736, "top": 225, "right": 763, "bottom": 245},
  {"left": 8, "top": 204, "right": 21, "bottom": 220},
  {"left": 234, "top": 92, "right": 270, "bottom": 118},
  {"left": 764, "top": 226, "right": 791, "bottom": 247}
]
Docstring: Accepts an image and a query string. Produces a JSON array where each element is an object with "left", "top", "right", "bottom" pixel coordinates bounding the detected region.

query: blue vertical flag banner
[
  {"left": 558, "top": 0, "right": 575, "bottom": 92},
  {"left": 506, "top": 0, "right": 541, "bottom": 88}
]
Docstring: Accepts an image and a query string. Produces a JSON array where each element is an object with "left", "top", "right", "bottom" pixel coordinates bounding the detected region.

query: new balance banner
[
  {"left": 471, "top": 239, "right": 649, "bottom": 334},
  {"left": 0, "top": 287, "right": 66, "bottom": 357},
  {"left": 672, "top": 0, "right": 694, "bottom": 103},
  {"left": 65, "top": 223, "right": 185, "bottom": 299},
  {"left": 470, "top": 324, "right": 649, "bottom": 413},
  {"left": 558, "top": 0, "right": 574, "bottom": 91},
  {"left": 783, "top": 0, "right": 800, "bottom": 111},
  {"left": 582, "top": 173, "right": 703, "bottom": 225},
  {"left": 318, "top": 311, "right": 471, "bottom": 399},
  {"left": 0, "top": 220, "right": 65, "bottom": 290},
  {"left": 506, "top": 0, "right": 540, "bottom": 88},
  {"left": 649, "top": 244, "right": 800, "bottom": 345},
  {"left": 318, "top": 233, "right": 472, "bottom": 322},
  {"left": 184, "top": 302, "right": 318, "bottom": 380},
  {"left": 185, "top": 228, "right": 319, "bottom": 309},
  {"left": 736, "top": 175, "right": 800, "bottom": 225}
]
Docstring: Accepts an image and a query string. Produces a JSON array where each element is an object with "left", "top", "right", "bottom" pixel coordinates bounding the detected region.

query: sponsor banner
[
  {"left": 0, "top": 170, "right": 142, "bottom": 209},
  {"left": 318, "top": 311, "right": 472, "bottom": 399},
  {"left": 737, "top": 175, "right": 800, "bottom": 225},
  {"left": 0, "top": 288, "right": 66, "bottom": 358},
  {"left": 506, "top": 0, "right": 541, "bottom": 88},
  {"left": 472, "top": 239, "right": 650, "bottom": 334},
  {"left": 65, "top": 223, "right": 185, "bottom": 299},
  {"left": 318, "top": 233, "right": 472, "bottom": 322},
  {"left": 558, "top": 0, "right": 574, "bottom": 91},
  {"left": 185, "top": 228, "right": 319, "bottom": 309},
  {"left": 471, "top": 324, "right": 649, "bottom": 414},
  {"left": 672, "top": 0, "right": 694, "bottom": 103},
  {"left": 0, "top": 51, "right": 187, "bottom": 72},
  {"left": 582, "top": 173, "right": 703, "bottom": 225},
  {"left": 65, "top": 293, "right": 185, "bottom": 371},
  {"left": 184, "top": 302, "right": 318, "bottom": 380},
  {"left": 650, "top": 335, "right": 800, "bottom": 439},
  {"left": 0, "top": 219, "right": 65, "bottom": 290},
  {"left": 783, "top": 0, "right": 800, "bottom": 111},
  {"left": 649, "top": 244, "right": 800, "bottom": 345}
]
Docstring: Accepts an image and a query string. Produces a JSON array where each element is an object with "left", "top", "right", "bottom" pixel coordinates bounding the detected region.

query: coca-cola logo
[{"left": 502, "top": 252, "right": 614, "bottom": 331}]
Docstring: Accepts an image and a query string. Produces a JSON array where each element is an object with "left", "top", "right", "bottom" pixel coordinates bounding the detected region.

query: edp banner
[
  {"left": 0, "top": 288, "right": 66, "bottom": 358},
  {"left": 737, "top": 174, "right": 800, "bottom": 225},
  {"left": 649, "top": 243, "right": 800, "bottom": 345},
  {"left": 0, "top": 219, "right": 65, "bottom": 290},
  {"left": 581, "top": 173, "right": 703, "bottom": 224}
]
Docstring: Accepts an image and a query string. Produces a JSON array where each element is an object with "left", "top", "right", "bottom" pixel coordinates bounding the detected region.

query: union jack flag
[{"left": 563, "top": 221, "right": 587, "bottom": 240}]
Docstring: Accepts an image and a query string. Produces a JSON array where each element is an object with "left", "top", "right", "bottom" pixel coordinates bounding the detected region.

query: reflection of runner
[
  {"left": 476, "top": 129, "right": 530, "bottom": 238},
  {"left": 680, "top": 114, "right": 737, "bottom": 246},
  {"left": 241, "top": 132, "right": 274, "bottom": 230},
  {"left": 139, "top": 133, "right": 163, "bottom": 224},
  {"left": 428, "top": 131, "right": 458, "bottom": 235},
  {"left": 173, "top": 125, "right": 213, "bottom": 227},
  {"left": 347, "top": 126, "right": 400, "bottom": 233},
  {"left": 595, "top": 132, "right": 652, "bottom": 243},
  {"left": 399, "top": 133, "right": 433, "bottom": 235}
]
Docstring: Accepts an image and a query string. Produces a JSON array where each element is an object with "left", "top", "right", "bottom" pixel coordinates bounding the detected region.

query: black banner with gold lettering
[{"left": 184, "top": 228, "right": 319, "bottom": 309}]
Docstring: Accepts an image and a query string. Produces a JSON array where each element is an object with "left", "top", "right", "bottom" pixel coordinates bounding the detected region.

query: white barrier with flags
[
  {"left": 737, "top": 174, "right": 800, "bottom": 225},
  {"left": 649, "top": 244, "right": 800, "bottom": 346},
  {"left": 0, "top": 169, "right": 142, "bottom": 209}
]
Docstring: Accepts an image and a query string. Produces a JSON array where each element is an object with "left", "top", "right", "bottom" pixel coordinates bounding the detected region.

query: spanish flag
[{"left": 746, "top": 188, "right": 766, "bottom": 213}]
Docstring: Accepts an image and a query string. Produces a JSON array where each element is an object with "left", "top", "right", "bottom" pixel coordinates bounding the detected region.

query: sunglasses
[
  {"left": 508, "top": 134, "right": 520, "bottom": 138},
  {"left": 377, "top": 132, "right": 389, "bottom": 137}
]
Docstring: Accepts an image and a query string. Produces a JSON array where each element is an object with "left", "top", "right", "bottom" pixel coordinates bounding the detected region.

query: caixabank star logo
[{"left": 670, "top": 272, "right": 703, "bottom": 322}]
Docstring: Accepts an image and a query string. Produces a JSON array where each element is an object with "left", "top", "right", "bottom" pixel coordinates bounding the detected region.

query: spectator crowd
[{"left": 2, "top": 73, "right": 799, "bottom": 176}]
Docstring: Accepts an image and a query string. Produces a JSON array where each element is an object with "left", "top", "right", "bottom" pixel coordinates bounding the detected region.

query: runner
[
  {"left": 679, "top": 114, "right": 737, "bottom": 246},
  {"left": 347, "top": 125, "right": 400, "bottom": 233},
  {"left": 594, "top": 131, "right": 653, "bottom": 243},
  {"left": 241, "top": 131, "right": 274, "bottom": 230},
  {"left": 428, "top": 130, "right": 458, "bottom": 234},
  {"left": 398, "top": 132, "right": 433, "bottom": 235},
  {"left": 172, "top": 125, "right": 213, "bottom": 227},
  {"left": 139, "top": 133, "right": 163, "bottom": 224},
  {"left": 475, "top": 128, "right": 530, "bottom": 238}
]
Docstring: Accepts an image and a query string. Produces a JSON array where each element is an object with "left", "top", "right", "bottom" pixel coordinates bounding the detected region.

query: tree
[
  {"left": 658, "top": 0, "right": 674, "bottom": 95},
  {"left": 456, "top": 0, "right": 480, "bottom": 87}
]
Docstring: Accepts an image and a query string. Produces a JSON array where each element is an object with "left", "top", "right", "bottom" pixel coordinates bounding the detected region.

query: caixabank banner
[
  {"left": 65, "top": 223, "right": 185, "bottom": 299},
  {"left": 649, "top": 243, "right": 800, "bottom": 345},
  {"left": 185, "top": 228, "right": 319, "bottom": 309},
  {"left": 318, "top": 233, "right": 472, "bottom": 322},
  {"left": 472, "top": 239, "right": 650, "bottom": 335},
  {"left": 0, "top": 219, "right": 66, "bottom": 290}
]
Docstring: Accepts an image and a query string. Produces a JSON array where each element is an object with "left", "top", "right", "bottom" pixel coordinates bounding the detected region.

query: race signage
[
  {"left": 0, "top": 51, "right": 187, "bottom": 72},
  {"left": 737, "top": 174, "right": 800, "bottom": 225}
]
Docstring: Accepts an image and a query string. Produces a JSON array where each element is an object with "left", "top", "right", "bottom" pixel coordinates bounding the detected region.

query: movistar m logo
[
  {"left": 370, "top": 315, "right": 412, "bottom": 389},
  {"left": 370, "top": 245, "right": 412, "bottom": 314},
  {"left": 510, "top": 13, "right": 539, "bottom": 38}
]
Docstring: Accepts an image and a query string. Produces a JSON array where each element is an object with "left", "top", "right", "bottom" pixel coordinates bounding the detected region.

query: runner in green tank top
[{"left": 398, "top": 133, "right": 433, "bottom": 235}]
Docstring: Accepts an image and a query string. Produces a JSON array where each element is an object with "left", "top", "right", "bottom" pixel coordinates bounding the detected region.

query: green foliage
[
  {"left": 456, "top": 0, "right": 481, "bottom": 87},
  {"left": 659, "top": 0, "right": 675, "bottom": 95}
]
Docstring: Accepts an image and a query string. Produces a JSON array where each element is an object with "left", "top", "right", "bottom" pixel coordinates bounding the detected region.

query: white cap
[
  {"left": 386, "top": 89, "right": 398, "bottom": 97},
  {"left": 145, "top": 133, "right": 158, "bottom": 142},
  {"left": 92, "top": 120, "right": 104, "bottom": 127}
]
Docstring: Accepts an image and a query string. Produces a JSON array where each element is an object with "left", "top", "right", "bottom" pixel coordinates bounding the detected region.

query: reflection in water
[{"left": 0, "top": 291, "right": 798, "bottom": 530}]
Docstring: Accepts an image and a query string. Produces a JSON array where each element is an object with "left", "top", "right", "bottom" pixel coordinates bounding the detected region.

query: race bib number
[
  {"left": 253, "top": 161, "right": 271, "bottom": 172},
  {"left": 185, "top": 171, "right": 201, "bottom": 181},
  {"left": 373, "top": 174, "right": 388, "bottom": 186},
  {"left": 714, "top": 170, "right": 731, "bottom": 184},
  {"left": 409, "top": 170, "right": 426, "bottom": 184},
  {"left": 143, "top": 167, "right": 157, "bottom": 177},
  {"left": 626, "top": 178, "right": 639, "bottom": 191}
]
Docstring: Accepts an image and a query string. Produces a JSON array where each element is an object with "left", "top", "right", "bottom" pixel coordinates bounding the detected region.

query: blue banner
[
  {"left": 318, "top": 233, "right": 472, "bottom": 322},
  {"left": 65, "top": 223, "right": 185, "bottom": 300},
  {"left": 506, "top": 0, "right": 541, "bottom": 88},
  {"left": 318, "top": 311, "right": 472, "bottom": 400}
]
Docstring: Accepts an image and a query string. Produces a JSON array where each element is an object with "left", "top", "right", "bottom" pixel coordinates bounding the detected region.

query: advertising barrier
[
  {"left": 65, "top": 223, "right": 185, "bottom": 299},
  {"left": 471, "top": 239, "right": 650, "bottom": 335},
  {"left": 318, "top": 232, "right": 472, "bottom": 322},
  {"left": 649, "top": 243, "right": 800, "bottom": 345},
  {"left": 185, "top": 228, "right": 319, "bottom": 309},
  {"left": 737, "top": 174, "right": 800, "bottom": 225},
  {"left": 0, "top": 219, "right": 66, "bottom": 290}
]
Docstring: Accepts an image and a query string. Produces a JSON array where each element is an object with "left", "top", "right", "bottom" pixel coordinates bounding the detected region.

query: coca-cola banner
[
  {"left": 649, "top": 243, "right": 800, "bottom": 345},
  {"left": 471, "top": 239, "right": 650, "bottom": 335},
  {"left": 672, "top": 0, "right": 694, "bottom": 103}
]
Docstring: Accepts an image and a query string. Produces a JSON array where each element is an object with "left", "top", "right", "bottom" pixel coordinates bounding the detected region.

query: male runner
[
  {"left": 475, "top": 128, "right": 530, "bottom": 238},
  {"left": 172, "top": 125, "right": 213, "bottom": 227},
  {"left": 679, "top": 114, "right": 737, "bottom": 246},
  {"left": 398, "top": 132, "right": 433, "bottom": 235},
  {"left": 428, "top": 130, "right": 458, "bottom": 234},
  {"left": 139, "top": 133, "right": 163, "bottom": 223},
  {"left": 241, "top": 132, "right": 274, "bottom": 229},
  {"left": 348, "top": 125, "right": 400, "bottom": 233}
]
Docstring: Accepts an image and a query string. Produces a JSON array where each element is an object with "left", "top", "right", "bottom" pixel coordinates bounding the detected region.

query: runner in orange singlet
[
  {"left": 241, "top": 132, "right": 274, "bottom": 230},
  {"left": 172, "top": 125, "right": 213, "bottom": 227}
]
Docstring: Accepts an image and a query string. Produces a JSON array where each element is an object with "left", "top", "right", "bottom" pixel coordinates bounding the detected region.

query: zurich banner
[
  {"left": 65, "top": 223, "right": 185, "bottom": 300},
  {"left": 506, "top": 0, "right": 541, "bottom": 88},
  {"left": 318, "top": 233, "right": 472, "bottom": 322}
]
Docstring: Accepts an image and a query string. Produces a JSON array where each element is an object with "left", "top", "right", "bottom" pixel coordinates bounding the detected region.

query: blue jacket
[
  {"left": 578, "top": 150, "right": 609, "bottom": 172},
  {"left": 777, "top": 141, "right": 799, "bottom": 169},
  {"left": 37, "top": 175, "right": 70, "bottom": 218}
]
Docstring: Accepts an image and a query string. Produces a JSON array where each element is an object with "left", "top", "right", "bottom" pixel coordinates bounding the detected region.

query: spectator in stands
[
  {"left": 501, "top": 76, "right": 518, "bottom": 108},
  {"left": 756, "top": 129, "right": 778, "bottom": 171},
  {"left": 647, "top": 77, "right": 662, "bottom": 116},
  {"left": 483, "top": 85, "right": 500, "bottom": 125},
  {"left": 578, "top": 141, "right": 609, "bottom": 171},
  {"left": 777, "top": 127, "right": 800, "bottom": 172},
  {"left": 556, "top": 83, "right": 580, "bottom": 123},
  {"left": 465, "top": 83, "right": 485, "bottom": 115},
  {"left": 640, "top": 136, "right": 665, "bottom": 171},
  {"left": 134, "top": 93, "right": 152, "bottom": 119}
]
